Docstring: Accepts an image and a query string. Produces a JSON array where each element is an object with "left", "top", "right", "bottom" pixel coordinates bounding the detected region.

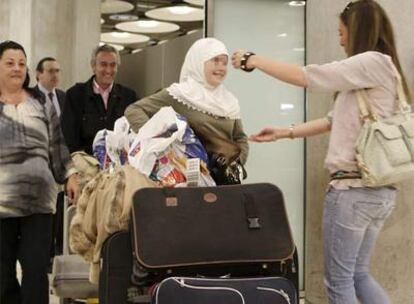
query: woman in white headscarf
[{"left": 125, "top": 38, "right": 248, "bottom": 184}]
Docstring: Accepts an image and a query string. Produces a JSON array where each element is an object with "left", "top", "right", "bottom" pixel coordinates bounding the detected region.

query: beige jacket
[
  {"left": 71, "top": 151, "right": 101, "bottom": 190},
  {"left": 69, "top": 165, "right": 158, "bottom": 283}
]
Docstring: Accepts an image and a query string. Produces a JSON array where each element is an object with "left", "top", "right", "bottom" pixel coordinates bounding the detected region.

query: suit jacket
[
  {"left": 61, "top": 76, "right": 137, "bottom": 155},
  {"left": 33, "top": 85, "right": 66, "bottom": 115}
]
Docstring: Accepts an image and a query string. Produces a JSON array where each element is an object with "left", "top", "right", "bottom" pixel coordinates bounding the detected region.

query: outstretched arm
[
  {"left": 232, "top": 50, "right": 308, "bottom": 88},
  {"left": 249, "top": 118, "right": 331, "bottom": 142}
]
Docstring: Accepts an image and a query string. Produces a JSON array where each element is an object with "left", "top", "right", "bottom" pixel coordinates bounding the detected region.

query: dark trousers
[
  {"left": 51, "top": 192, "right": 65, "bottom": 257},
  {"left": 0, "top": 214, "right": 53, "bottom": 304}
]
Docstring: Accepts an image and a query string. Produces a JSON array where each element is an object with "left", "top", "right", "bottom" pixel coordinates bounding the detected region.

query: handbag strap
[
  {"left": 391, "top": 64, "right": 410, "bottom": 112},
  {"left": 356, "top": 90, "right": 378, "bottom": 122},
  {"left": 356, "top": 63, "right": 410, "bottom": 122}
]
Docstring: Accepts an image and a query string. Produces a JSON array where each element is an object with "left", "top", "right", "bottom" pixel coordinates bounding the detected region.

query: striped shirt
[{"left": 0, "top": 95, "right": 76, "bottom": 218}]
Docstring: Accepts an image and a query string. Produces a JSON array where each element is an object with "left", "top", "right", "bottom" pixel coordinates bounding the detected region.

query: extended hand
[
  {"left": 249, "top": 127, "right": 288, "bottom": 142},
  {"left": 231, "top": 49, "right": 246, "bottom": 69},
  {"left": 66, "top": 173, "right": 80, "bottom": 205}
]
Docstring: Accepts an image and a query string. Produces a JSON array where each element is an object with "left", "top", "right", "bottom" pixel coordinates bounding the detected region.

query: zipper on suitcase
[
  {"left": 280, "top": 260, "right": 286, "bottom": 274},
  {"left": 169, "top": 278, "right": 247, "bottom": 304},
  {"left": 280, "top": 255, "right": 296, "bottom": 275},
  {"left": 291, "top": 258, "right": 296, "bottom": 273}
]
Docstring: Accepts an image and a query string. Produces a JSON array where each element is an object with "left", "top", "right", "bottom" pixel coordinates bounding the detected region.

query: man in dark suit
[
  {"left": 34, "top": 57, "right": 65, "bottom": 117},
  {"left": 61, "top": 44, "right": 137, "bottom": 155},
  {"left": 34, "top": 57, "right": 66, "bottom": 263}
]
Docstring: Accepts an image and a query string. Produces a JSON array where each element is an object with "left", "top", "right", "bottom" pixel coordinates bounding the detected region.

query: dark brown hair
[
  {"left": 36, "top": 56, "right": 56, "bottom": 73},
  {"left": 340, "top": 0, "right": 411, "bottom": 101}
]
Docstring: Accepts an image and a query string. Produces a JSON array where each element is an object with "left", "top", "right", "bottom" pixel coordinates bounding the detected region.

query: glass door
[{"left": 206, "top": 0, "right": 306, "bottom": 289}]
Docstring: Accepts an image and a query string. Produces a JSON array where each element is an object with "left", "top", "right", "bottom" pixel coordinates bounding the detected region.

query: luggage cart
[{"left": 50, "top": 196, "right": 99, "bottom": 304}]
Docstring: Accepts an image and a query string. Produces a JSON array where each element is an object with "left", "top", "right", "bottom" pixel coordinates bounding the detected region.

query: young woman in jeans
[{"left": 232, "top": 0, "right": 410, "bottom": 303}]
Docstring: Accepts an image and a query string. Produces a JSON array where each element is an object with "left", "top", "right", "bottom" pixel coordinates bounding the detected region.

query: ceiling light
[
  {"left": 145, "top": 6, "right": 203, "bottom": 23},
  {"left": 289, "top": 1, "right": 306, "bottom": 7},
  {"left": 277, "top": 33, "right": 288, "bottom": 37},
  {"left": 101, "top": 1, "right": 134, "bottom": 14},
  {"left": 115, "top": 20, "right": 180, "bottom": 39},
  {"left": 137, "top": 20, "right": 160, "bottom": 28},
  {"left": 136, "top": 3, "right": 158, "bottom": 10},
  {"left": 293, "top": 47, "right": 305, "bottom": 52},
  {"left": 280, "top": 103, "right": 295, "bottom": 110},
  {"left": 111, "top": 32, "right": 132, "bottom": 38},
  {"left": 109, "top": 14, "right": 139, "bottom": 22},
  {"left": 168, "top": 6, "right": 195, "bottom": 15},
  {"left": 101, "top": 31, "right": 150, "bottom": 48}
]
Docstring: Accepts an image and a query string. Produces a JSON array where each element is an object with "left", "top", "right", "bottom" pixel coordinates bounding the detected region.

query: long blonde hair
[{"left": 340, "top": 0, "right": 411, "bottom": 101}]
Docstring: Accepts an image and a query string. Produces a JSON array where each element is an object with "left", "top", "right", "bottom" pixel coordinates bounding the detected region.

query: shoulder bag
[{"left": 355, "top": 65, "right": 414, "bottom": 187}]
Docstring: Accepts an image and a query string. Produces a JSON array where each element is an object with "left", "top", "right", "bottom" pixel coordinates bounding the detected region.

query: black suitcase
[
  {"left": 99, "top": 230, "right": 152, "bottom": 304},
  {"left": 130, "top": 183, "right": 298, "bottom": 291},
  {"left": 153, "top": 276, "right": 297, "bottom": 304}
]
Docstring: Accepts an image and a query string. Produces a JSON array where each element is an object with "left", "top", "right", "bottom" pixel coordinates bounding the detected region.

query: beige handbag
[{"left": 355, "top": 66, "right": 414, "bottom": 187}]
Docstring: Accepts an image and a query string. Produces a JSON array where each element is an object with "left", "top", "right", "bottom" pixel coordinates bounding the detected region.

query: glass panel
[{"left": 207, "top": 0, "right": 305, "bottom": 289}]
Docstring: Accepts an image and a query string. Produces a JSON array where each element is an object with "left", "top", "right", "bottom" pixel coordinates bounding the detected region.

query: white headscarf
[{"left": 167, "top": 38, "right": 241, "bottom": 119}]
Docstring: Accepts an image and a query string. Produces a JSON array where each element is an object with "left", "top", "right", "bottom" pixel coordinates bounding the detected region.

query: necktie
[
  {"left": 48, "top": 91, "right": 54, "bottom": 103},
  {"left": 48, "top": 91, "right": 61, "bottom": 117}
]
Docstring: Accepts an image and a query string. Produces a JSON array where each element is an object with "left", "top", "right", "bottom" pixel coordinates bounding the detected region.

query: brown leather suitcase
[
  {"left": 99, "top": 230, "right": 152, "bottom": 304},
  {"left": 130, "top": 183, "right": 298, "bottom": 290}
]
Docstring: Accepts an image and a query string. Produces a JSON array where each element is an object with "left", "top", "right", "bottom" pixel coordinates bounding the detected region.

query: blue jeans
[{"left": 323, "top": 187, "right": 396, "bottom": 304}]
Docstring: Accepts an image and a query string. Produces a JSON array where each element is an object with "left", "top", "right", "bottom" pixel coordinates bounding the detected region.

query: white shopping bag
[{"left": 128, "top": 107, "right": 187, "bottom": 175}]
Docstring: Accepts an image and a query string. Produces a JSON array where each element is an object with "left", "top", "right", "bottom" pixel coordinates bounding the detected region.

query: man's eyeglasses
[{"left": 45, "top": 68, "right": 61, "bottom": 74}]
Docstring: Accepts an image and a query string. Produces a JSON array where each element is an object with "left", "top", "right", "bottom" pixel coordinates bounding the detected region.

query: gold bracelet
[{"left": 289, "top": 124, "right": 295, "bottom": 139}]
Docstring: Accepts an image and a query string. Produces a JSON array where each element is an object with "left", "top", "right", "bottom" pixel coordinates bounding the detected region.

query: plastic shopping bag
[
  {"left": 128, "top": 107, "right": 215, "bottom": 187},
  {"left": 93, "top": 117, "right": 134, "bottom": 169}
]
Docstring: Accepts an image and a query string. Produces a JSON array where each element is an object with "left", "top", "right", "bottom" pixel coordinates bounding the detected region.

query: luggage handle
[
  {"left": 243, "top": 193, "right": 261, "bottom": 229},
  {"left": 171, "top": 278, "right": 246, "bottom": 304}
]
